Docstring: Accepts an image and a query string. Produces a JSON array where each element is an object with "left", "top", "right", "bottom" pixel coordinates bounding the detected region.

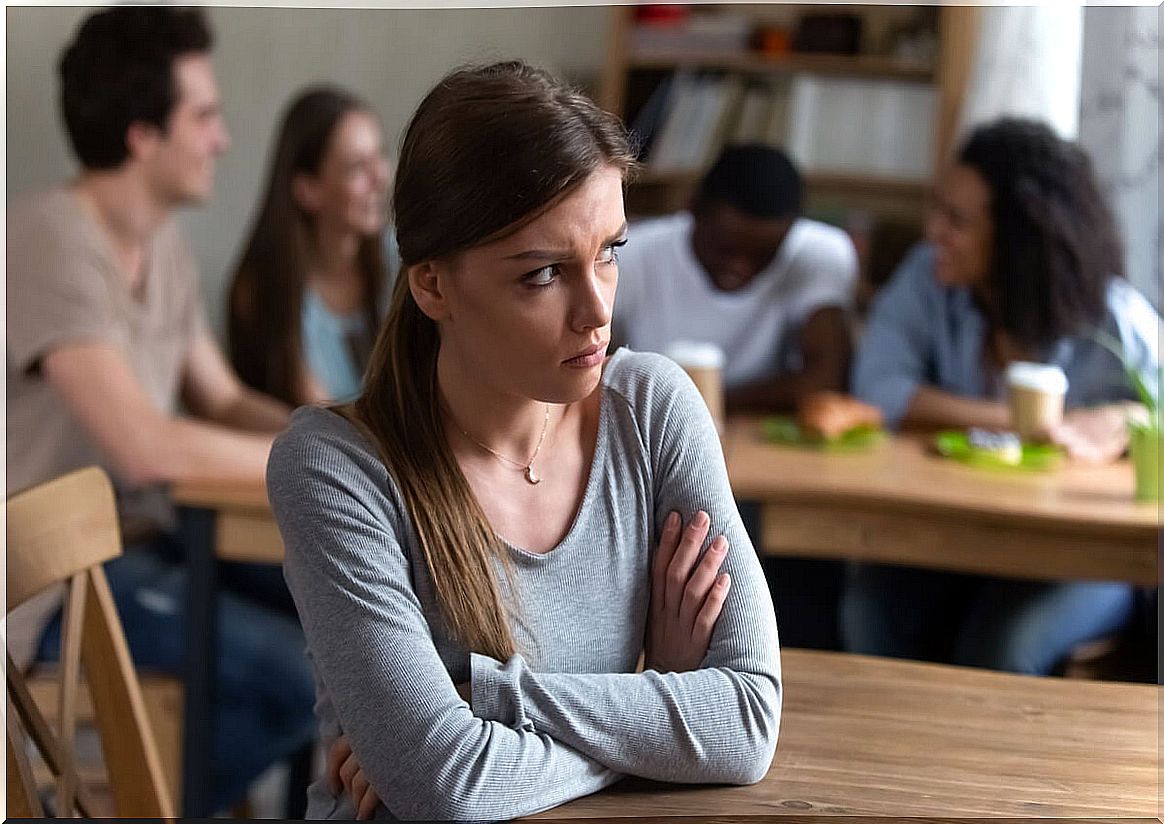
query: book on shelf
[
  {"left": 646, "top": 73, "right": 745, "bottom": 174},
  {"left": 785, "top": 74, "right": 935, "bottom": 180},
  {"left": 633, "top": 69, "right": 933, "bottom": 183},
  {"left": 731, "top": 83, "right": 774, "bottom": 144},
  {"left": 646, "top": 70, "right": 698, "bottom": 172},
  {"left": 628, "top": 73, "right": 674, "bottom": 162}
]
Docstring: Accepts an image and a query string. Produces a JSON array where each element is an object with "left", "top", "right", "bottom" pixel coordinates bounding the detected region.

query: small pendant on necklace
[{"left": 524, "top": 465, "right": 542, "bottom": 485}]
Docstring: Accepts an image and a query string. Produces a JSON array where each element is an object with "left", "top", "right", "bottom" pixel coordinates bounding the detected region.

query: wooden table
[
  {"left": 725, "top": 418, "right": 1160, "bottom": 586},
  {"left": 170, "top": 423, "right": 1159, "bottom": 815},
  {"left": 530, "top": 649, "right": 1158, "bottom": 819}
]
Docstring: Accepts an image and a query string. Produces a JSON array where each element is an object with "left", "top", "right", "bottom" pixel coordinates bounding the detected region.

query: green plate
[
  {"left": 761, "top": 416, "right": 886, "bottom": 452},
  {"left": 934, "top": 430, "right": 1065, "bottom": 471}
]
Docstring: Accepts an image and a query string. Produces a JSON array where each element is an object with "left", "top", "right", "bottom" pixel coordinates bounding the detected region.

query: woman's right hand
[
  {"left": 645, "top": 510, "right": 731, "bottom": 673},
  {"left": 328, "top": 734, "right": 380, "bottom": 820}
]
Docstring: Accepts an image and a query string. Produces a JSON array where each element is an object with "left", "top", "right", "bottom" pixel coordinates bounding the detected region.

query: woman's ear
[
  {"left": 409, "top": 261, "right": 450, "bottom": 322},
  {"left": 292, "top": 172, "right": 321, "bottom": 214}
]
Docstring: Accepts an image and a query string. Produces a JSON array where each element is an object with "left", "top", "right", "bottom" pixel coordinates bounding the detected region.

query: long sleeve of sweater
[
  {"left": 469, "top": 353, "right": 782, "bottom": 784},
  {"left": 271, "top": 423, "right": 619, "bottom": 821}
]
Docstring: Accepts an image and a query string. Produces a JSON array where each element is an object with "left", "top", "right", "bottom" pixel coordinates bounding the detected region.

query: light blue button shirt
[{"left": 853, "top": 243, "right": 1161, "bottom": 429}]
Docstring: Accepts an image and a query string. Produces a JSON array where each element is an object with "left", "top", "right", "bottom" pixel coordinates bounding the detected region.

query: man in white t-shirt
[
  {"left": 614, "top": 143, "right": 857, "bottom": 413},
  {"left": 615, "top": 144, "right": 857, "bottom": 651}
]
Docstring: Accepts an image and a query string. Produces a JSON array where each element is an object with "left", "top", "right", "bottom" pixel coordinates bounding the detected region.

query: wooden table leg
[{"left": 180, "top": 506, "right": 217, "bottom": 818}]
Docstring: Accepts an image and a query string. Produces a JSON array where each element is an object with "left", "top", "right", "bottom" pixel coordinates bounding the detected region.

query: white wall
[
  {"left": 6, "top": 5, "right": 613, "bottom": 333},
  {"left": 1078, "top": 6, "right": 1161, "bottom": 311}
]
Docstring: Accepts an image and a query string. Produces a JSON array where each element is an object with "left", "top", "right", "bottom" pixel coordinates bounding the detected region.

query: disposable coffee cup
[
  {"left": 664, "top": 340, "right": 726, "bottom": 434},
  {"left": 1006, "top": 362, "right": 1068, "bottom": 442}
]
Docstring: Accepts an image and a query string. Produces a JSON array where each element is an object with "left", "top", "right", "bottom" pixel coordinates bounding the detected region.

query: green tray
[
  {"left": 762, "top": 416, "right": 886, "bottom": 452},
  {"left": 934, "top": 430, "right": 1065, "bottom": 471}
]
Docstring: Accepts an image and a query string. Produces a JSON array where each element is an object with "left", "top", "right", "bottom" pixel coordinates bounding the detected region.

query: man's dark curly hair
[
  {"left": 959, "top": 117, "right": 1123, "bottom": 352},
  {"left": 59, "top": 6, "right": 213, "bottom": 170}
]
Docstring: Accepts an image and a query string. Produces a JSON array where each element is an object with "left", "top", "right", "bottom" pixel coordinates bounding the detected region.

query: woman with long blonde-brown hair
[
  {"left": 228, "top": 86, "right": 391, "bottom": 406},
  {"left": 268, "top": 61, "right": 780, "bottom": 820}
]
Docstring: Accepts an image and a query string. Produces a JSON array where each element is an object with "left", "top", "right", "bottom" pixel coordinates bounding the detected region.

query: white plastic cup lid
[
  {"left": 663, "top": 340, "right": 725, "bottom": 370},
  {"left": 1006, "top": 361, "right": 1069, "bottom": 394}
]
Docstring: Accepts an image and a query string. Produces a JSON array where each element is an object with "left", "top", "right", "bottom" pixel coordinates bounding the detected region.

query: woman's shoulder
[
  {"left": 1103, "top": 277, "right": 1161, "bottom": 362},
  {"left": 1105, "top": 277, "right": 1160, "bottom": 327},
  {"left": 268, "top": 405, "right": 396, "bottom": 505},
  {"left": 603, "top": 347, "right": 688, "bottom": 397},
  {"left": 602, "top": 347, "right": 703, "bottom": 429},
  {"left": 886, "top": 243, "right": 939, "bottom": 290},
  {"left": 869, "top": 243, "right": 948, "bottom": 317}
]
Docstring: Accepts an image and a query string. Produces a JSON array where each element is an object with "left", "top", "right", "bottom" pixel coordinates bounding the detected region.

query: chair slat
[
  {"left": 7, "top": 661, "right": 96, "bottom": 817},
  {"left": 82, "top": 566, "right": 174, "bottom": 816},
  {"left": 57, "top": 573, "right": 87, "bottom": 815},
  {"left": 8, "top": 700, "right": 45, "bottom": 817}
]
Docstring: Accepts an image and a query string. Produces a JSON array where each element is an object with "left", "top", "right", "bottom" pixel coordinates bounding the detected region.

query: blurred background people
[
  {"left": 845, "top": 117, "right": 1161, "bottom": 675},
  {"left": 5, "top": 6, "right": 316, "bottom": 810},
  {"left": 228, "top": 86, "right": 393, "bottom": 406},
  {"left": 613, "top": 143, "right": 860, "bottom": 652},
  {"left": 614, "top": 143, "right": 856, "bottom": 414}
]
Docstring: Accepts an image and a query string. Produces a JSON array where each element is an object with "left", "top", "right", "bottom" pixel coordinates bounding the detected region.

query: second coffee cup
[
  {"left": 1006, "top": 361, "right": 1069, "bottom": 442},
  {"left": 664, "top": 340, "right": 726, "bottom": 434}
]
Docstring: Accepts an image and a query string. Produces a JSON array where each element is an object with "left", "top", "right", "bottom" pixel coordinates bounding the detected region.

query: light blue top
[
  {"left": 301, "top": 291, "right": 372, "bottom": 403},
  {"left": 300, "top": 230, "right": 399, "bottom": 403},
  {"left": 853, "top": 243, "right": 1161, "bottom": 429}
]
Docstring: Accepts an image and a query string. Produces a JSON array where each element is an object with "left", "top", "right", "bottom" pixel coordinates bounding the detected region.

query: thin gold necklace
[{"left": 454, "top": 404, "right": 550, "bottom": 485}]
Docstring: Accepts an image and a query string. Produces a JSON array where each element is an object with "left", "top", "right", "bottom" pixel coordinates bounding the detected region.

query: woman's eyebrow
[{"left": 503, "top": 223, "right": 630, "bottom": 261}]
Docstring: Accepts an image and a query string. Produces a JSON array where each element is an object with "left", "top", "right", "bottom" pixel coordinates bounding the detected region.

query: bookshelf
[
  {"left": 625, "top": 51, "right": 935, "bottom": 81},
  {"left": 598, "top": 4, "right": 981, "bottom": 288}
]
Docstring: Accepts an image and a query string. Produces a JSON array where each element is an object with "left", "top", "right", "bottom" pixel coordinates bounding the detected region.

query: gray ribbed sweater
[{"left": 268, "top": 348, "right": 782, "bottom": 821}]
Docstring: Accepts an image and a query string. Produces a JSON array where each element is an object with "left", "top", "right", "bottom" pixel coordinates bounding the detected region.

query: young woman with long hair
[
  {"left": 846, "top": 117, "right": 1160, "bottom": 676},
  {"left": 228, "top": 86, "right": 391, "bottom": 406},
  {"left": 267, "top": 62, "right": 780, "bottom": 820}
]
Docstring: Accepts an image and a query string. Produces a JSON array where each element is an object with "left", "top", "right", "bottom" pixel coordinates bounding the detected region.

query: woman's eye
[
  {"left": 524, "top": 265, "right": 558, "bottom": 287},
  {"left": 600, "top": 239, "right": 628, "bottom": 265}
]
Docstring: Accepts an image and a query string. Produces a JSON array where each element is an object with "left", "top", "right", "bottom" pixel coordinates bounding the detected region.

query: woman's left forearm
[{"left": 469, "top": 654, "right": 780, "bottom": 785}]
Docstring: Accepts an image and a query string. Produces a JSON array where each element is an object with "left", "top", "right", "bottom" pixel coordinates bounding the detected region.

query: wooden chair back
[{"left": 6, "top": 466, "right": 175, "bottom": 817}]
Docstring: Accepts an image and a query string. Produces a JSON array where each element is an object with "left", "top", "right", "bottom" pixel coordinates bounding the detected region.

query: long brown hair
[
  {"left": 228, "top": 86, "right": 387, "bottom": 406},
  {"left": 350, "top": 62, "right": 635, "bottom": 660}
]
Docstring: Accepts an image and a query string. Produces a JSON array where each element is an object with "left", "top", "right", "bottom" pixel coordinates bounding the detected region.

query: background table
[
  {"left": 725, "top": 418, "right": 1159, "bottom": 586},
  {"left": 529, "top": 649, "right": 1157, "bottom": 818},
  {"left": 172, "top": 479, "right": 289, "bottom": 816}
]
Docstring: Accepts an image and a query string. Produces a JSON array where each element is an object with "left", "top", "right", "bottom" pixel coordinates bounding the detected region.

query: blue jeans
[
  {"left": 37, "top": 539, "right": 317, "bottom": 810},
  {"left": 840, "top": 564, "right": 1136, "bottom": 675}
]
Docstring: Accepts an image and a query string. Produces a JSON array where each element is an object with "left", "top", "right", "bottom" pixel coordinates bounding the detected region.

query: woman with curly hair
[{"left": 845, "top": 117, "right": 1160, "bottom": 675}]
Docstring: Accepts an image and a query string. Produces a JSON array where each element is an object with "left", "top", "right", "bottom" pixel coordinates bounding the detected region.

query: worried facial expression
[{"left": 411, "top": 165, "right": 627, "bottom": 405}]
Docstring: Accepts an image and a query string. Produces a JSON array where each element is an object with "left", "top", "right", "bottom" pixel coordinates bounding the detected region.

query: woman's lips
[{"left": 563, "top": 342, "right": 608, "bottom": 368}]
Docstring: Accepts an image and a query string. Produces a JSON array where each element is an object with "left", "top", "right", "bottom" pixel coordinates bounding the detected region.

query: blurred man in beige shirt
[{"left": 6, "top": 7, "right": 315, "bottom": 810}]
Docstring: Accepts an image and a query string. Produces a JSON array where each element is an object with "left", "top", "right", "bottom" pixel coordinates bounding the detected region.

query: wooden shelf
[
  {"left": 626, "top": 51, "right": 935, "bottom": 82},
  {"left": 633, "top": 168, "right": 930, "bottom": 198}
]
